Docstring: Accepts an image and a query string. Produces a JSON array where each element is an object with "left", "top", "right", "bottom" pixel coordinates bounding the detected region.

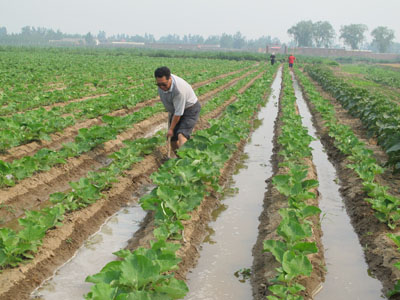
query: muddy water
[
  {"left": 184, "top": 68, "right": 282, "bottom": 300},
  {"left": 291, "top": 73, "right": 385, "bottom": 299},
  {"left": 30, "top": 193, "right": 151, "bottom": 300}
]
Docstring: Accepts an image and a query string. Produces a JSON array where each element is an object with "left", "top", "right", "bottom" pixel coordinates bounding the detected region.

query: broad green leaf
[
  {"left": 292, "top": 242, "right": 318, "bottom": 255},
  {"left": 119, "top": 254, "right": 160, "bottom": 289},
  {"left": 153, "top": 277, "right": 188, "bottom": 299},
  {"left": 282, "top": 250, "right": 312, "bottom": 277},
  {"left": 263, "top": 240, "right": 287, "bottom": 264},
  {"left": 86, "top": 282, "right": 118, "bottom": 300},
  {"left": 86, "top": 261, "right": 122, "bottom": 284}
]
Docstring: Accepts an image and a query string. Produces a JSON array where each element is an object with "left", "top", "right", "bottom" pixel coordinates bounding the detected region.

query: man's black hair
[{"left": 154, "top": 66, "right": 171, "bottom": 79}]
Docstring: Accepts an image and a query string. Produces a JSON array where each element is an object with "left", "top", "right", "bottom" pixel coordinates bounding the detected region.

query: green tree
[
  {"left": 158, "top": 34, "right": 181, "bottom": 44},
  {"left": 220, "top": 33, "right": 234, "bottom": 48},
  {"left": 204, "top": 35, "right": 220, "bottom": 45},
  {"left": 288, "top": 20, "right": 314, "bottom": 47},
  {"left": 232, "top": 31, "right": 246, "bottom": 49},
  {"left": 97, "top": 30, "right": 106, "bottom": 42},
  {"left": 371, "top": 26, "right": 395, "bottom": 53},
  {"left": 312, "top": 21, "right": 335, "bottom": 48},
  {"left": 84, "top": 32, "right": 95, "bottom": 45},
  {"left": 340, "top": 24, "right": 368, "bottom": 50}
]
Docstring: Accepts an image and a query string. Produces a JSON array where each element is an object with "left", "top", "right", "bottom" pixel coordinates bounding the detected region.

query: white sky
[{"left": 1, "top": 0, "right": 399, "bottom": 44}]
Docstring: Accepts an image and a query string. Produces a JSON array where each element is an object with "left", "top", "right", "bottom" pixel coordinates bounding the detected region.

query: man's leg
[{"left": 177, "top": 133, "right": 188, "bottom": 148}]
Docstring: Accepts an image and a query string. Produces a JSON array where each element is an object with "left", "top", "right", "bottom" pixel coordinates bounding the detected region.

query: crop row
[
  {"left": 0, "top": 133, "right": 165, "bottom": 268},
  {"left": 0, "top": 66, "right": 267, "bottom": 270},
  {"left": 83, "top": 66, "right": 278, "bottom": 299},
  {"left": 0, "top": 67, "right": 262, "bottom": 188},
  {"left": 1, "top": 61, "right": 250, "bottom": 117},
  {"left": 295, "top": 68, "right": 400, "bottom": 298},
  {"left": 340, "top": 64, "right": 400, "bottom": 90},
  {"left": 262, "top": 67, "right": 321, "bottom": 300},
  {"left": 305, "top": 65, "right": 400, "bottom": 172},
  {"left": 0, "top": 63, "right": 255, "bottom": 152},
  {"left": 0, "top": 48, "right": 253, "bottom": 113},
  {"left": 296, "top": 68, "right": 400, "bottom": 229},
  {"left": 297, "top": 66, "right": 400, "bottom": 296}
]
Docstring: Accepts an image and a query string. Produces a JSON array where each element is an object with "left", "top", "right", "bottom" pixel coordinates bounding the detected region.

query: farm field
[
  {"left": 330, "top": 64, "right": 400, "bottom": 104},
  {"left": 1, "top": 47, "right": 400, "bottom": 300}
]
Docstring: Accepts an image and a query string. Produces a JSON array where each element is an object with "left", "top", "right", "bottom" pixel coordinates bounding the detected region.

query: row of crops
[
  {"left": 305, "top": 65, "right": 400, "bottom": 172},
  {"left": 0, "top": 55, "right": 253, "bottom": 151},
  {"left": 0, "top": 67, "right": 259, "bottom": 187},
  {"left": 294, "top": 64, "right": 400, "bottom": 298},
  {"left": 262, "top": 67, "right": 321, "bottom": 300},
  {"left": 82, "top": 66, "right": 277, "bottom": 299},
  {"left": 339, "top": 64, "right": 400, "bottom": 90},
  {"left": 0, "top": 66, "right": 266, "bottom": 270}
]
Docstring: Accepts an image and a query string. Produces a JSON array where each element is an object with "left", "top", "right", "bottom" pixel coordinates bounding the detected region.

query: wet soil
[
  {"left": 297, "top": 71, "right": 400, "bottom": 298},
  {"left": 184, "top": 68, "right": 282, "bottom": 300},
  {"left": 0, "top": 68, "right": 265, "bottom": 300},
  {"left": 251, "top": 71, "right": 325, "bottom": 300},
  {"left": 293, "top": 74, "right": 384, "bottom": 299},
  {"left": 122, "top": 70, "right": 272, "bottom": 287}
]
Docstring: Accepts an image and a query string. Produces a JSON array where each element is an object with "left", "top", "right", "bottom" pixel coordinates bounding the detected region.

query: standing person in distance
[
  {"left": 270, "top": 52, "right": 276, "bottom": 65},
  {"left": 154, "top": 66, "right": 201, "bottom": 154},
  {"left": 288, "top": 54, "right": 296, "bottom": 69}
]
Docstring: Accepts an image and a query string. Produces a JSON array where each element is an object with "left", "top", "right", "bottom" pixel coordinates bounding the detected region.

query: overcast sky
[{"left": 1, "top": 0, "right": 399, "bottom": 44}]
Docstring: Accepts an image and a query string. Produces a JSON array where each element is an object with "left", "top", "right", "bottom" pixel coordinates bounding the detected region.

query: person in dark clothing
[{"left": 270, "top": 53, "right": 276, "bottom": 65}]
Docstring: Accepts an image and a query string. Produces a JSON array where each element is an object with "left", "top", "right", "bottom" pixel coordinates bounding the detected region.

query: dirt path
[{"left": 297, "top": 71, "right": 400, "bottom": 298}]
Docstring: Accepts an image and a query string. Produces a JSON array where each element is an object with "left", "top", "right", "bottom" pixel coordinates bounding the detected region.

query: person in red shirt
[{"left": 288, "top": 54, "right": 296, "bottom": 69}]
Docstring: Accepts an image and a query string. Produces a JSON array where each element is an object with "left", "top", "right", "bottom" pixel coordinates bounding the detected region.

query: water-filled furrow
[
  {"left": 291, "top": 73, "right": 384, "bottom": 299},
  {"left": 184, "top": 67, "right": 282, "bottom": 299},
  {"left": 30, "top": 189, "right": 152, "bottom": 300}
]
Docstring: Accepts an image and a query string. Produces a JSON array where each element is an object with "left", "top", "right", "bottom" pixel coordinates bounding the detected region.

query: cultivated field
[{"left": 0, "top": 47, "right": 400, "bottom": 300}]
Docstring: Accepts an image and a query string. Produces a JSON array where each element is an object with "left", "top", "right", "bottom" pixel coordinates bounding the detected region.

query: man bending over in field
[{"left": 155, "top": 66, "right": 201, "bottom": 153}]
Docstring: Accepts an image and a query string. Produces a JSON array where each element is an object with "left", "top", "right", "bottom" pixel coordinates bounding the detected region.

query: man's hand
[{"left": 167, "top": 115, "right": 181, "bottom": 138}]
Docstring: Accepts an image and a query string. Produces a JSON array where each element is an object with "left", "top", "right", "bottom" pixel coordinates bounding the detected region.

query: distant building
[
  {"left": 49, "top": 38, "right": 85, "bottom": 45},
  {"left": 111, "top": 41, "right": 145, "bottom": 46}
]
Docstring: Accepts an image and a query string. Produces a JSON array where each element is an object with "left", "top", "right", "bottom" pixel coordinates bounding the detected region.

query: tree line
[
  {"left": 0, "top": 26, "right": 280, "bottom": 50},
  {"left": 288, "top": 21, "right": 396, "bottom": 53},
  {"left": 0, "top": 23, "right": 397, "bottom": 53}
]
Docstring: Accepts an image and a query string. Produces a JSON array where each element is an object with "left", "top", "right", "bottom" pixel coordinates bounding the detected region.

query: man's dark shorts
[
  {"left": 169, "top": 101, "right": 201, "bottom": 142},
  {"left": 289, "top": 63, "right": 294, "bottom": 68}
]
